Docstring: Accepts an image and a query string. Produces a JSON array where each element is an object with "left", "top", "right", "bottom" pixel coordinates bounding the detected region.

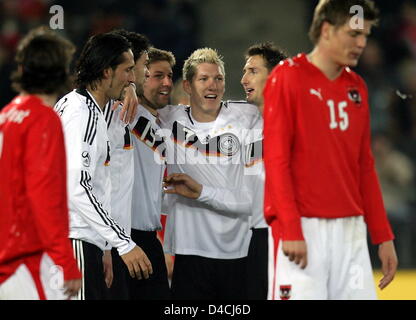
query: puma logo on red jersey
[{"left": 309, "top": 88, "right": 323, "bottom": 101}]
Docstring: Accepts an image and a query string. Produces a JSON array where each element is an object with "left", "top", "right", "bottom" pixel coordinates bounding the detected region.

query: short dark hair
[
  {"left": 245, "top": 42, "right": 287, "bottom": 72},
  {"left": 11, "top": 26, "right": 75, "bottom": 95},
  {"left": 148, "top": 47, "right": 176, "bottom": 68},
  {"left": 110, "top": 29, "right": 150, "bottom": 62},
  {"left": 75, "top": 33, "right": 132, "bottom": 90},
  {"left": 309, "top": 0, "right": 379, "bottom": 45}
]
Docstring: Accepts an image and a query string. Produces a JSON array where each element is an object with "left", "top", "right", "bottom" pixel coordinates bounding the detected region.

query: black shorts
[
  {"left": 127, "top": 229, "right": 171, "bottom": 300},
  {"left": 171, "top": 254, "right": 247, "bottom": 300},
  {"left": 246, "top": 227, "right": 269, "bottom": 300},
  {"left": 71, "top": 239, "right": 107, "bottom": 300},
  {"left": 105, "top": 247, "right": 130, "bottom": 300}
]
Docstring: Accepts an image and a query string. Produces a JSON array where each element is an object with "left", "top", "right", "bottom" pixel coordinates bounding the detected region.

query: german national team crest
[
  {"left": 347, "top": 88, "right": 362, "bottom": 105},
  {"left": 280, "top": 285, "right": 292, "bottom": 300},
  {"left": 82, "top": 151, "right": 91, "bottom": 167},
  {"left": 218, "top": 133, "right": 240, "bottom": 156}
]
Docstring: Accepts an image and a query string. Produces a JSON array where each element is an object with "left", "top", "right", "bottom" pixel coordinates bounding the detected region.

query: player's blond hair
[{"left": 182, "top": 48, "right": 225, "bottom": 81}]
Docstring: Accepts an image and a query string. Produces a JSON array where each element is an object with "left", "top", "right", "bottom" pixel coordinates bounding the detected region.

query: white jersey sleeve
[
  {"left": 55, "top": 90, "right": 135, "bottom": 255},
  {"left": 244, "top": 121, "right": 267, "bottom": 228},
  {"left": 196, "top": 176, "right": 253, "bottom": 216}
]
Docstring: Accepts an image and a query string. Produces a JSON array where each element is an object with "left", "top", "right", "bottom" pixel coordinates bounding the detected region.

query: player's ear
[
  {"left": 183, "top": 79, "right": 192, "bottom": 95},
  {"left": 102, "top": 67, "right": 113, "bottom": 80},
  {"left": 321, "top": 21, "right": 332, "bottom": 41}
]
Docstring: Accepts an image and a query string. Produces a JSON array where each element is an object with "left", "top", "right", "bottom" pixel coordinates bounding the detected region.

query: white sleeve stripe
[
  {"left": 80, "top": 171, "right": 131, "bottom": 242},
  {"left": 79, "top": 240, "right": 85, "bottom": 300},
  {"left": 72, "top": 239, "right": 85, "bottom": 300}
]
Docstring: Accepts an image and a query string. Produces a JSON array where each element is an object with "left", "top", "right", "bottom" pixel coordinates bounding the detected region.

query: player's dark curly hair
[
  {"left": 309, "top": 0, "right": 379, "bottom": 45},
  {"left": 11, "top": 26, "right": 75, "bottom": 95},
  {"left": 245, "top": 42, "right": 287, "bottom": 72},
  {"left": 75, "top": 33, "right": 132, "bottom": 90},
  {"left": 110, "top": 29, "right": 150, "bottom": 62}
]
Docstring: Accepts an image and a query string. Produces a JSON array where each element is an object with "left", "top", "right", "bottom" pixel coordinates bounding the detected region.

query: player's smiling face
[
  {"left": 143, "top": 60, "right": 173, "bottom": 109},
  {"left": 326, "top": 18, "right": 372, "bottom": 67},
  {"left": 108, "top": 50, "right": 135, "bottom": 100},
  {"left": 241, "top": 55, "right": 269, "bottom": 107},
  {"left": 185, "top": 62, "right": 225, "bottom": 117}
]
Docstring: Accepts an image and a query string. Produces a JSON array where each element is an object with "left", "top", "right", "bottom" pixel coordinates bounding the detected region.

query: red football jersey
[
  {"left": 0, "top": 95, "right": 80, "bottom": 284},
  {"left": 263, "top": 54, "right": 394, "bottom": 244}
]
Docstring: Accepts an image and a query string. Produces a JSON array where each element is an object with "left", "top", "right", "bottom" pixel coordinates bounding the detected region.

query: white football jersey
[
  {"left": 245, "top": 116, "right": 268, "bottom": 229},
  {"left": 158, "top": 101, "right": 261, "bottom": 259},
  {"left": 130, "top": 105, "right": 166, "bottom": 231},
  {"left": 247, "top": 152, "right": 268, "bottom": 229},
  {"left": 55, "top": 89, "right": 135, "bottom": 255},
  {"left": 103, "top": 101, "right": 134, "bottom": 235}
]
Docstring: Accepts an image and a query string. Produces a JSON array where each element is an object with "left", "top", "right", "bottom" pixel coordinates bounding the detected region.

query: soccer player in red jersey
[
  {"left": 0, "top": 27, "right": 81, "bottom": 299},
  {"left": 263, "top": 0, "right": 398, "bottom": 299}
]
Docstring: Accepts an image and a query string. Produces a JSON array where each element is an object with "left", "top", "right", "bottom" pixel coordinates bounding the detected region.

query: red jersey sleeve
[
  {"left": 24, "top": 108, "right": 81, "bottom": 281},
  {"left": 358, "top": 80, "right": 395, "bottom": 244},
  {"left": 263, "top": 64, "right": 304, "bottom": 241}
]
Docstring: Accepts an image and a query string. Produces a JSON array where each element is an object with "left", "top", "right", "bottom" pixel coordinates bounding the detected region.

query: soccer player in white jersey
[
  {"left": 103, "top": 30, "right": 151, "bottom": 299},
  {"left": 241, "top": 42, "right": 286, "bottom": 299},
  {"left": 160, "top": 48, "right": 261, "bottom": 299},
  {"left": 55, "top": 33, "right": 152, "bottom": 300},
  {"left": 129, "top": 47, "right": 176, "bottom": 300},
  {"left": 263, "top": 0, "right": 397, "bottom": 299}
]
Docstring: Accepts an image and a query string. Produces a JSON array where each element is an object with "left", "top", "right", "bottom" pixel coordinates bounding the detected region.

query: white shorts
[
  {"left": 0, "top": 253, "right": 68, "bottom": 300},
  {"left": 268, "top": 216, "right": 377, "bottom": 300}
]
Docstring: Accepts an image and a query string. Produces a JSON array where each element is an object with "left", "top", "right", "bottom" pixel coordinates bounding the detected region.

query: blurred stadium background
[{"left": 0, "top": 0, "right": 415, "bottom": 299}]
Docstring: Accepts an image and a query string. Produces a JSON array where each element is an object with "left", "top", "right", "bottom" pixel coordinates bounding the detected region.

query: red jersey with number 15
[{"left": 263, "top": 53, "right": 394, "bottom": 245}]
